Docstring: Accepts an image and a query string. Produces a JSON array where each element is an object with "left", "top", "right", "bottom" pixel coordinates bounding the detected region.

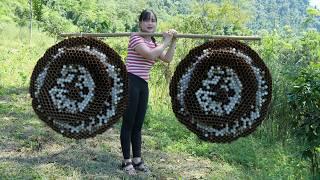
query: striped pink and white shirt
[{"left": 125, "top": 35, "right": 157, "bottom": 81}]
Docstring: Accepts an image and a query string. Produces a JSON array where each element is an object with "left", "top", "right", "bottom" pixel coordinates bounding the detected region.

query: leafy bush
[
  {"left": 288, "top": 62, "right": 320, "bottom": 177},
  {"left": 40, "top": 7, "right": 78, "bottom": 36}
]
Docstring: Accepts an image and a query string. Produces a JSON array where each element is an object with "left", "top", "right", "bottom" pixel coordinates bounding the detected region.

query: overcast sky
[{"left": 309, "top": 0, "right": 320, "bottom": 9}]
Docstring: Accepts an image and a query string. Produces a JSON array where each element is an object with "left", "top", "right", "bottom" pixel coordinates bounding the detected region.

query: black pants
[{"left": 120, "top": 73, "right": 149, "bottom": 159}]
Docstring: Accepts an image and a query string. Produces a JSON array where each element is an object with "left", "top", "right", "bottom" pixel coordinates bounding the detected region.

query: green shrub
[{"left": 288, "top": 62, "right": 320, "bottom": 177}]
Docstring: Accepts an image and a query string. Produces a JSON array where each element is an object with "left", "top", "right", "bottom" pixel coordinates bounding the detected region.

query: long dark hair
[{"left": 139, "top": 9, "right": 157, "bottom": 46}]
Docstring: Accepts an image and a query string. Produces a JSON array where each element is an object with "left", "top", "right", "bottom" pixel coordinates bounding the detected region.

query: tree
[{"left": 33, "top": 0, "right": 43, "bottom": 21}]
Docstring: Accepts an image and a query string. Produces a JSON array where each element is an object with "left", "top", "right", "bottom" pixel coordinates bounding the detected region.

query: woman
[{"left": 120, "top": 9, "right": 177, "bottom": 175}]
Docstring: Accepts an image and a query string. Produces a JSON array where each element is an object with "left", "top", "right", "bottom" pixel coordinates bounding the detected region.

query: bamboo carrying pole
[{"left": 59, "top": 32, "right": 261, "bottom": 41}]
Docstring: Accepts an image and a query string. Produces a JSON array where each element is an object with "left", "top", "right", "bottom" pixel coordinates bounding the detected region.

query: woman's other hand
[
  {"left": 163, "top": 31, "right": 173, "bottom": 47},
  {"left": 168, "top": 29, "right": 178, "bottom": 41}
]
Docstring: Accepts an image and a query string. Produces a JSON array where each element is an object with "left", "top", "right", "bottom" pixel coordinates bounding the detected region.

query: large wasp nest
[
  {"left": 170, "top": 39, "right": 272, "bottom": 143},
  {"left": 29, "top": 37, "right": 128, "bottom": 139}
]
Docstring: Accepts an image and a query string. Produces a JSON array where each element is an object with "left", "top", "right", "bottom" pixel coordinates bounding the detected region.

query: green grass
[{"left": 0, "top": 23, "right": 312, "bottom": 179}]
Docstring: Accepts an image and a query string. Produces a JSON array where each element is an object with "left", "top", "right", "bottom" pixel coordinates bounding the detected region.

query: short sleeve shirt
[{"left": 125, "top": 35, "right": 157, "bottom": 81}]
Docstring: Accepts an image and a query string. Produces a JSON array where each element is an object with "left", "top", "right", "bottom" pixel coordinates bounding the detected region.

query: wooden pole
[{"left": 59, "top": 32, "right": 261, "bottom": 41}]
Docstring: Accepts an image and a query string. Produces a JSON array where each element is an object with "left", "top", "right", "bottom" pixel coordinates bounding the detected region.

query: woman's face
[{"left": 139, "top": 13, "right": 157, "bottom": 33}]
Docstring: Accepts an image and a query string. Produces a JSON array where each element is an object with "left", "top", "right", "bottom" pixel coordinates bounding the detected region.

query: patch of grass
[
  {"left": 0, "top": 162, "right": 41, "bottom": 179},
  {"left": 35, "top": 163, "right": 81, "bottom": 179},
  {"left": 0, "top": 23, "right": 54, "bottom": 88}
]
